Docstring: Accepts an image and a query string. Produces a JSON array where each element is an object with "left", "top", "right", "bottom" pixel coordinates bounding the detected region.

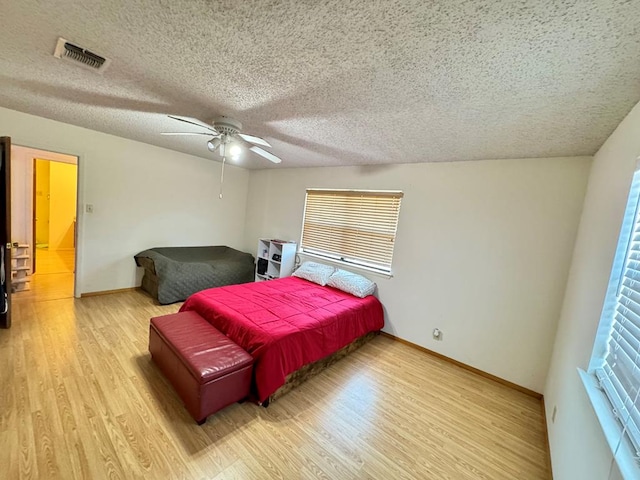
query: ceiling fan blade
[
  {"left": 250, "top": 146, "right": 282, "bottom": 164},
  {"left": 238, "top": 133, "right": 271, "bottom": 148},
  {"left": 167, "top": 115, "right": 217, "bottom": 133},
  {"left": 161, "top": 132, "right": 214, "bottom": 136}
]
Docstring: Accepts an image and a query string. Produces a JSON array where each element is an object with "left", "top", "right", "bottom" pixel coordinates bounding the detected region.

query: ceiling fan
[
  {"left": 162, "top": 115, "right": 282, "bottom": 199},
  {"left": 162, "top": 115, "right": 282, "bottom": 164}
]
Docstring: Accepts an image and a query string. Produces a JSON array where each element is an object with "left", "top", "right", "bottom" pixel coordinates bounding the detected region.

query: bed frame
[{"left": 262, "top": 330, "right": 379, "bottom": 406}]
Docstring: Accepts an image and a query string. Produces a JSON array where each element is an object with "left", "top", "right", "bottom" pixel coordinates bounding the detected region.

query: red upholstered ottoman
[{"left": 149, "top": 311, "right": 253, "bottom": 424}]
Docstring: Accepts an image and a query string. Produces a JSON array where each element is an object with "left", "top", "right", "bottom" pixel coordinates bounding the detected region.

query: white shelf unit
[
  {"left": 11, "top": 243, "right": 31, "bottom": 292},
  {"left": 255, "top": 239, "right": 297, "bottom": 282}
]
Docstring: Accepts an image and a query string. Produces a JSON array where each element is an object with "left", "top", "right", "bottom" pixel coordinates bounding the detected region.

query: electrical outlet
[
  {"left": 433, "top": 328, "right": 443, "bottom": 341},
  {"left": 552, "top": 406, "right": 557, "bottom": 423}
]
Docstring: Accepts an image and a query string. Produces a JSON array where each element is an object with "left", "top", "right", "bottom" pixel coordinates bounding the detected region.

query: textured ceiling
[{"left": 1, "top": 0, "right": 639, "bottom": 169}]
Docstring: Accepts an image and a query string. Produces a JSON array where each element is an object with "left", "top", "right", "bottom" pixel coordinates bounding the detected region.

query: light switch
[{"left": 86, "top": 204, "right": 94, "bottom": 213}]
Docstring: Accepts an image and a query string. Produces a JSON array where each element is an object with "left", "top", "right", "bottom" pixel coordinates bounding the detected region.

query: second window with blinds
[
  {"left": 300, "top": 189, "right": 403, "bottom": 275},
  {"left": 582, "top": 167, "right": 640, "bottom": 479}
]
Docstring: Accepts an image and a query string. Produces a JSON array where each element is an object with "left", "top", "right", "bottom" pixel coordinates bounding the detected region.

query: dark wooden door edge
[{"left": 1, "top": 136, "right": 12, "bottom": 328}]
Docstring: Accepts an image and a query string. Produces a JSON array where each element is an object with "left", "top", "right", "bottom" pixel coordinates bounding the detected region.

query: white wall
[
  {"left": 1, "top": 106, "right": 250, "bottom": 295},
  {"left": 9, "top": 147, "right": 33, "bottom": 245},
  {"left": 244, "top": 157, "right": 591, "bottom": 392},
  {"left": 544, "top": 102, "right": 640, "bottom": 479}
]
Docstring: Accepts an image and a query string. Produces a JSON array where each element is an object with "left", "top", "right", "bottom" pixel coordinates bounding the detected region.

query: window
[
  {"left": 300, "top": 189, "right": 403, "bottom": 274},
  {"left": 585, "top": 168, "right": 640, "bottom": 478}
]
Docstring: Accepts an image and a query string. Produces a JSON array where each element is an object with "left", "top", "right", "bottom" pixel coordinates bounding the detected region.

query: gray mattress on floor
[{"left": 134, "top": 246, "right": 255, "bottom": 304}]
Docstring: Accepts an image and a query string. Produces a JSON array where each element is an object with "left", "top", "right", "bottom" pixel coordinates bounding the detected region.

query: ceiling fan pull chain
[{"left": 219, "top": 156, "right": 226, "bottom": 199}]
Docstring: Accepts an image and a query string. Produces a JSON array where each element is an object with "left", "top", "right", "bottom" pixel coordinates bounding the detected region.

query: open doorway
[{"left": 11, "top": 146, "right": 78, "bottom": 302}]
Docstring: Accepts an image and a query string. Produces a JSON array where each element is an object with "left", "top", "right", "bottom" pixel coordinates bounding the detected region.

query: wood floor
[
  {"left": 12, "top": 248, "right": 75, "bottom": 302},
  {"left": 34, "top": 248, "right": 75, "bottom": 275},
  {"left": 0, "top": 290, "right": 552, "bottom": 479}
]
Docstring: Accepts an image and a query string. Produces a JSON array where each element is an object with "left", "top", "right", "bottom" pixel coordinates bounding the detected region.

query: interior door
[{"left": 1, "top": 136, "right": 11, "bottom": 328}]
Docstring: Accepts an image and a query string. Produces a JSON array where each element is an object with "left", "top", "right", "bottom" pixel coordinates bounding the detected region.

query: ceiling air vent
[{"left": 53, "top": 37, "right": 111, "bottom": 73}]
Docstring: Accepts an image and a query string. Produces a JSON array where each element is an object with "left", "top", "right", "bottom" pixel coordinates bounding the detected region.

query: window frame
[
  {"left": 299, "top": 188, "right": 403, "bottom": 277},
  {"left": 583, "top": 165, "right": 640, "bottom": 479}
]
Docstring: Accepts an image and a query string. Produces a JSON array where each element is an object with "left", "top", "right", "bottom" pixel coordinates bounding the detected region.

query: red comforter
[{"left": 179, "top": 276, "right": 384, "bottom": 402}]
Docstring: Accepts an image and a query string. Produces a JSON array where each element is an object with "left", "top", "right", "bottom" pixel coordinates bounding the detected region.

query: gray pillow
[
  {"left": 292, "top": 261, "right": 336, "bottom": 286},
  {"left": 327, "top": 269, "right": 376, "bottom": 298}
]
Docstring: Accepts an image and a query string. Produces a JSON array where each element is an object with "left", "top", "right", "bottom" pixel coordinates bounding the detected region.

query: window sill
[
  {"left": 578, "top": 368, "right": 640, "bottom": 479},
  {"left": 298, "top": 251, "right": 393, "bottom": 279}
]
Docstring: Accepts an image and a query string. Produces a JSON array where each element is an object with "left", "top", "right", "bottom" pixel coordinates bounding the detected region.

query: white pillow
[
  {"left": 327, "top": 269, "right": 376, "bottom": 298},
  {"left": 292, "top": 262, "right": 336, "bottom": 286}
]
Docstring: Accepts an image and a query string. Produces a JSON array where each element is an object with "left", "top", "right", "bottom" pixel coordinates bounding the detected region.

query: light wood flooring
[
  {"left": 13, "top": 249, "right": 75, "bottom": 302},
  {"left": 1, "top": 290, "right": 552, "bottom": 479},
  {"left": 34, "top": 248, "right": 75, "bottom": 275}
]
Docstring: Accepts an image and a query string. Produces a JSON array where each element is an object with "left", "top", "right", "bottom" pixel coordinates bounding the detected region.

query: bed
[
  {"left": 134, "top": 246, "right": 255, "bottom": 305},
  {"left": 179, "top": 275, "right": 384, "bottom": 404}
]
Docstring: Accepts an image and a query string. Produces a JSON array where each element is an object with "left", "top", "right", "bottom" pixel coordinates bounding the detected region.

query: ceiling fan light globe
[
  {"left": 207, "top": 137, "right": 221, "bottom": 152},
  {"left": 229, "top": 144, "right": 242, "bottom": 157}
]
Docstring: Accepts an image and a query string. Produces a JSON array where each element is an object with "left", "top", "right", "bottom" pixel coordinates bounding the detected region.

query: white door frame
[{"left": 11, "top": 144, "right": 82, "bottom": 297}]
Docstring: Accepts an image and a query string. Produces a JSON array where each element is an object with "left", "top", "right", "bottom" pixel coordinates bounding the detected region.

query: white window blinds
[
  {"left": 300, "top": 189, "right": 403, "bottom": 274},
  {"left": 595, "top": 173, "right": 640, "bottom": 457}
]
